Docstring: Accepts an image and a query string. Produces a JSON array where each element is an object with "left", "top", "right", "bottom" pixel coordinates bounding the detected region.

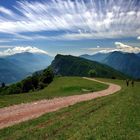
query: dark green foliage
[
  {"left": 51, "top": 54, "right": 128, "bottom": 79},
  {"left": 1, "top": 82, "right": 5, "bottom": 88},
  {"left": 88, "top": 69, "right": 97, "bottom": 77},
  {"left": 0, "top": 67, "right": 54, "bottom": 95},
  {"left": 7, "top": 84, "right": 22, "bottom": 94},
  {"left": 22, "top": 77, "right": 34, "bottom": 92},
  {"left": 31, "top": 75, "right": 39, "bottom": 89},
  {"left": 40, "top": 67, "right": 54, "bottom": 84},
  {"left": 38, "top": 82, "right": 47, "bottom": 90}
]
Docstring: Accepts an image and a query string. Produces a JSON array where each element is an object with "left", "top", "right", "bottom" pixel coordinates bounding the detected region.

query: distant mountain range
[
  {"left": 81, "top": 53, "right": 110, "bottom": 63},
  {"left": 0, "top": 52, "right": 53, "bottom": 84},
  {"left": 51, "top": 54, "right": 127, "bottom": 79},
  {"left": 80, "top": 51, "right": 140, "bottom": 79}
]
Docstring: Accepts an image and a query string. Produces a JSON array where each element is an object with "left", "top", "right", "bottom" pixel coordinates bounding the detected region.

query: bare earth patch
[{"left": 0, "top": 78, "right": 121, "bottom": 129}]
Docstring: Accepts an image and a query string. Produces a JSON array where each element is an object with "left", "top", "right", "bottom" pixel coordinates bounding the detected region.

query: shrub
[
  {"left": 22, "top": 77, "right": 34, "bottom": 92},
  {"left": 88, "top": 69, "right": 97, "bottom": 77},
  {"left": 40, "top": 67, "right": 54, "bottom": 84}
]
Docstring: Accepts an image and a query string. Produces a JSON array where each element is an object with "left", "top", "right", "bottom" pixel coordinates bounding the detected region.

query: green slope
[
  {"left": 0, "top": 77, "right": 107, "bottom": 108},
  {"left": 0, "top": 78, "right": 139, "bottom": 140},
  {"left": 51, "top": 54, "right": 128, "bottom": 79}
]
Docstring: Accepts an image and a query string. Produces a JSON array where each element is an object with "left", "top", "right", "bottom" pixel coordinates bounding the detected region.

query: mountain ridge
[
  {"left": 51, "top": 54, "right": 128, "bottom": 79},
  {"left": 80, "top": 51, "right": 140, "bottom": 79}
]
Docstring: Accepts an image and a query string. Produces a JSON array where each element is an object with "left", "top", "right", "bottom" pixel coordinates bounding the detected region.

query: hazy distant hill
[
  {"left": 5, "top": 52, "right": 53, "bottom": 73},
  {"left": 0, "top": 52, "right": 53, "bottom": 84},
  {"left": 80, "top": 53, "right": 110, "bottom": 62},
  {"left": 0, "top": 58, "right": 28, "bottom": 84},
  {"left": 51, "top": 54, "right": 127, "bottom": 79},
  {"left": 137, "top": 53, "right": 140, "bottom": 57},
  {"left": 80, "top": 51, "right": 140, "bottom": 79},
  {"left": 103, "top": 51, "right": 140, "bottom": 79}
]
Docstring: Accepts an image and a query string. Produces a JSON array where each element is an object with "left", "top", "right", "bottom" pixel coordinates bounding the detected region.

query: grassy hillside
[
  {"left": 0, "top": 77, "right": 107, "bottom": 108},
  {"left": 51, "top": 54, "right": 128, "bottom": 79},
  {"left": 0, "top": 78, "right": 139, "bottom": 140}
]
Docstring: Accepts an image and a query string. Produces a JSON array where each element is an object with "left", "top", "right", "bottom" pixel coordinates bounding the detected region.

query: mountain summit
[{"left": 51, "top": 54, "right": 127, "bottom": 79}]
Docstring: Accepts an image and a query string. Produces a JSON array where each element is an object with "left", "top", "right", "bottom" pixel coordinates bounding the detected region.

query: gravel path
[{"left": 0, "top": 78, "right": 121, "bottom": 129}]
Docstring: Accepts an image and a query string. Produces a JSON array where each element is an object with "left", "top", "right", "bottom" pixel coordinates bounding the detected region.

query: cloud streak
[
  {"left": 0, "top": 6, "right": 14, "bottom": 16},
  {"left": 88, "top": 42, "right": 140, "bottom": 54},
  {"left": 0, "top": 46, "right": 48, "bottom": 56},
  {"left": 114, "top": 42, "right": 140, "bottom": 53},
  {"left": 0, "top": 0, "right": 140, "bottom": 40}
]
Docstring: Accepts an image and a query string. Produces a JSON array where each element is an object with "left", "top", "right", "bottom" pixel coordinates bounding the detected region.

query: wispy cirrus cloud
[
  {"left": 0, "top": 0, "right": 140, "bottom": 40},
  {"left": 137, "top": 36, "right": 140, "bottom": 40},
  {"left": 0, "top": 6, "right": 14, "bottom": 16}
]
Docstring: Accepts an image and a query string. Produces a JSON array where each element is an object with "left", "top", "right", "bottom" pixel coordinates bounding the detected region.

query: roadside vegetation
[
  {"left": 0, "top": 77, "right": 107, "bottom": 108},
  {"left": 0, "top": 67, "right": 54, "bottom": 95},
  {"left": 0, "top": 78, "right": 139, "bottom": 140}
]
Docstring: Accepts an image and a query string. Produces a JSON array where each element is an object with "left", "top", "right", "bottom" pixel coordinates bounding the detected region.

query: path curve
[{"left": 0, "top": 78, "right": 121, "bottom": 129}]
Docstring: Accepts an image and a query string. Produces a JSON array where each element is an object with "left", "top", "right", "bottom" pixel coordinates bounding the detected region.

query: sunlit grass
[{"left": 0, "top": 77, "right": 107, "bottom": 108}]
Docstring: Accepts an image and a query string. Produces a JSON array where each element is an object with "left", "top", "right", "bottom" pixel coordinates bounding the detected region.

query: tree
[
  {"left": 7, "top": 84, "right": 22, "bottom": 94},
  {"left": 32, "top": 75, "right": 39, "bottom": 89},
  {"left": 40, "top": 67, "right": 54, "bottom": 84},
  {"left": 88, "top": 69, "right": 97, "bottom": 77},
  {"left": 1, "top": 82, "right": 5, "bottom": 88},
  {"left": 22, "top": 77, "right": 34, "bottom": 92}
]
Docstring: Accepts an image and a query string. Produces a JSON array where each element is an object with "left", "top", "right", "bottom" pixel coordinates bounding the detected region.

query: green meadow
[
  {"left": 0, "top": 77, "right": 107, "bottom": 108},
  {"left": 0, "top": 77, "right": 139, "bottom": 140}
]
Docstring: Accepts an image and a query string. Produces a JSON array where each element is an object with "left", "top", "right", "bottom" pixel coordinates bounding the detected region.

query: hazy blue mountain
[
  {"left": 80, "top": 51, "right": 140, "bottom": 79},
  {"left": 137, "top": 53, "right": 140, "bottom": 57},
  {"left": 51, "top": 54, "right": 127, "bottom": 79},
  {"left": 102, "top": 51, "right": 140, "bottom": 79},
  {"left": 80, "top": 53, "right": 110, "bottom": 62},
  {"left": 5, "top": 52, "right": 53, "bottom": 73},
  {"left": 0, "top": 52, "right": 53, "bottom": 84},
  {"left": 0, "top": 58, "right": 28, "bottom": 84}
]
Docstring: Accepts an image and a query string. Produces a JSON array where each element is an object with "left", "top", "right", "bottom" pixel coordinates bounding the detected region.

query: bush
[
  {"left": 38, "top": 82, "right": 47, "bottom": 90},
  {"left": 40, "top": 67, "right": 54, "bottom": 84},
  {"left": 7, "top": 84, "right": 22, "bottom": 94},
  {"left": 32, "top": 75, "right": 39, "bottom": 89},
  {"left": 22, "top": 77, "right": 34, "bottom": 92},
  {"left": 88, "top": 69, "right": 97, "bottom": 77}
]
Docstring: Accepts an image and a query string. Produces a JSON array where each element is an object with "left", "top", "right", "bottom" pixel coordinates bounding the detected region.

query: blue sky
[{"left": 0, "top": 0, "right": 140, "bottom": 56}]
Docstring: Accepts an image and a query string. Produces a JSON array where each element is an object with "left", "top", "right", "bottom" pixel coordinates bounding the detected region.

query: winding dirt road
[{"left": 0, "top": 78, "right": 121, "bottom": 129}]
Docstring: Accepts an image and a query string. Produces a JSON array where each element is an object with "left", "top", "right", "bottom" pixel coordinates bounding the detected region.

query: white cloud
[
  {"left": 0, "top": 0, "right": 140, "bottom": 40},
  {"left": 87, "top": 42, "right": 140, "bottom": 54},
  {"left": 114, "top": 42, "right": 140, "bottom": 53},
  {"left": 0, "top": 7, "right": 14, "bottom": 16},
  {"left": 0, "top": 46, "right": 48, "bottom": 56},
  {"left": 86, "top": 47, "right": 114, "bottom": 54},
  {"left": 137, "top": 36, "right": 140, "bottom": 40}
]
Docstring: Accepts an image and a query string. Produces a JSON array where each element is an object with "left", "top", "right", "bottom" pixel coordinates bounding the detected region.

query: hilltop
[{"left": 51, "top": 54, "right": 128, "bottom": 79}]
